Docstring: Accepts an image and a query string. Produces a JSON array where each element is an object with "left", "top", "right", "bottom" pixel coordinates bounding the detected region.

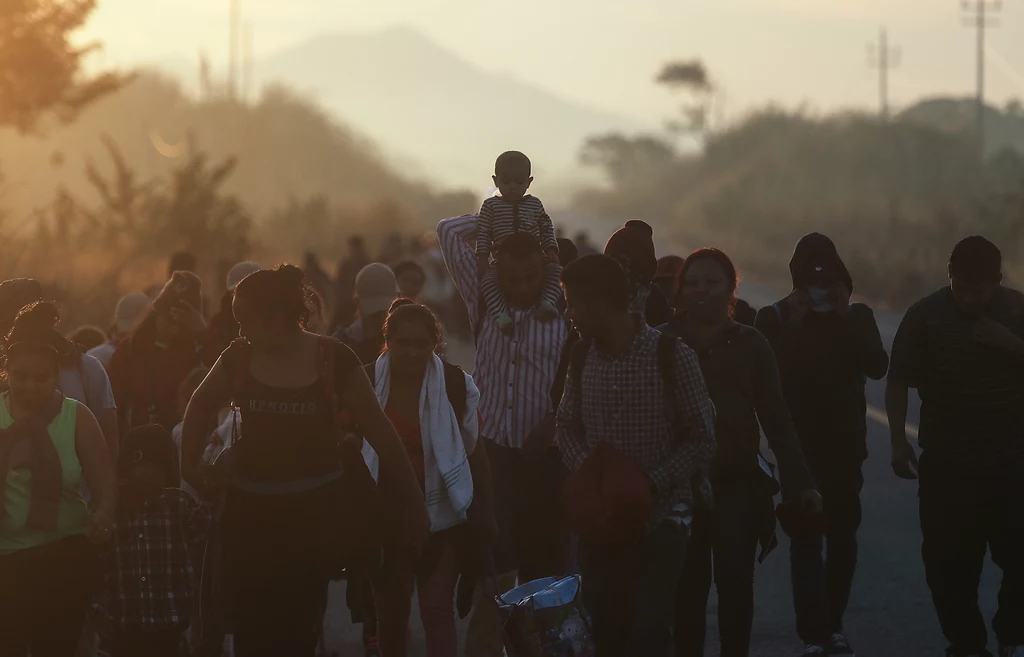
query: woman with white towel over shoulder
[{"left": 361, "top": 298, "right": 497, "bottom": 657}]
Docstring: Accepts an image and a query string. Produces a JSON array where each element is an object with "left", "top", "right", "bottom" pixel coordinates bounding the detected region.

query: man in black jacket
[{"left": 754, "top": 233, "right": 889, "bottom": 657}]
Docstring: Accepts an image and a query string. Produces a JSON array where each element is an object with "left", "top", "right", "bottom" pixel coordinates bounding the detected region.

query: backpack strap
[
  {"left": 656, "top": 332, "right": 682, "bottom": 436},
  {"left": 568, "top": 336, "right": 592, "bottom": 389},
  {"left": 227, "top": 338, "right": 250, "bottom": 407},
  {"left": 442, "top": 362, "right": 468, "bottom": 423}
]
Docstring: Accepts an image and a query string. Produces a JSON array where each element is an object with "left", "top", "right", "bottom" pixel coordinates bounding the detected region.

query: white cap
[
  {"left": 226, "top": 262, "right": 261, "bottom": 292},
  {"left": 355, "top": 263, "right": 399, "bottom": 316},
  {"left": 114, "top": 292, "right": 151, "bottom": 334}
]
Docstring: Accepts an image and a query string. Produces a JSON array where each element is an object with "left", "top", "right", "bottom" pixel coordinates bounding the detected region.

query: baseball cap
[
  {"left": 226, "top": 262, "right": 261, "bottom": 292},
  {"left": 114, "top": 292, "right": 151, "bottom": 334},
  {"left": 355, "top": 263, "right": 399, "bottom": 316}
]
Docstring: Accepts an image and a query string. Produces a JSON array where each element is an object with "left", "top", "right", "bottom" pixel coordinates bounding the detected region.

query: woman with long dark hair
[
  {"left": 659, "top": 249, "right": 823, "bottom": 657},
  {"left": 362, "top": 299, "right": 496, "bottom": 657},
  {"left": 109, "top": 272, "right": 215, "bottom": 434},
  {"left": 0, "top": 302, "right": 117, "bottom": 657},
  {"left": 180, "top": 265, "right": 428, "bottom": 657}
]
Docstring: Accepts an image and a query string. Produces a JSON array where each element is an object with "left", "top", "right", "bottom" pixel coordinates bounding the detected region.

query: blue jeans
[{"left": 581, "top": 522, "right": 689, "bottom": 657}]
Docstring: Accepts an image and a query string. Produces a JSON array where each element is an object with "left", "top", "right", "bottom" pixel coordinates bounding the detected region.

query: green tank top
[{"left": 0, "top": 395, "right": 89, "bottom": 555}]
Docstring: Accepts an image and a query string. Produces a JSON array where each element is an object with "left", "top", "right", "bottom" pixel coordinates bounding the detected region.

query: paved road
[{"left": 321, "top": 291, "right": 1005, "bottom": 656}]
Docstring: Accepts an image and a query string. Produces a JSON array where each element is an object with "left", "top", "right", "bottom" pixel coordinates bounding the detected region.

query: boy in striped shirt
[{"left": 476, "top": 151, "right": 561, "bottom": 336}]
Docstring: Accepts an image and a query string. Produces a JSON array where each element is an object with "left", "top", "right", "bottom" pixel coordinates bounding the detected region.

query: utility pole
[
  {"left": 962, "top": 0, "right": 1001, "bottom": 158},
  {"left": 868, "top": 28, "right": 901, "bottom": 120},
  {"left": 228, "top": 0, "right": 241, "bottom": 99}
]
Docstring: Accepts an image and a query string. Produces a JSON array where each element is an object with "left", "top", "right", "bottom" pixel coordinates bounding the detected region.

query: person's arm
[
  {"left": 647, "top": 344, "right": 716, "bottom": 494},
  {"left": 535, "top": 199, "right": 558, "bottom": 255},
  {"left": 476, "top": 200, "right": 493, "bottom": 258},
  {"left": 108, "top": 340, "right": 132, "bottom": 437},
  {"left": 846, "top": 305, "right": 889, "bottom": 380},
  {"left": 341, "top": 364, "right": 429, "bottom": 542},
  {"left": 887, "top": 304, "right": 924, "bottom": 479},
  {"left": 180, "top": 356, "right": 232, "bottom": 492},
  {"left": 81, "top": 354, "right": 120, "bottom": 459},
  {"left": 74, "top": 402, "right": 117, "bottom": 542},
  {"left": 555, "top": 356, "right": 589, "bottom": 473},
  {"left": 753, "top": 303, "right": 784, "bottom": 351},
  {"left": 750, "top": 333, "right": 814, "bottom": 493},
  {"left": 437, "top": 215, "right": 482, "bottom": 319},
  {"left": 460, "top": 374, "right": 497, "bottom": 540}
]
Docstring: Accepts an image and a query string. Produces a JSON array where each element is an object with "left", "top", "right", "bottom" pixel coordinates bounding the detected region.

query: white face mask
[{"left": 808, "top": 286, "right": 834, "bottom": 312}]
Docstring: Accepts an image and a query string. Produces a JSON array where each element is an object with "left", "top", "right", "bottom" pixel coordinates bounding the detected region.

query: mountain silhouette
[{"left": 251, "top": 27, "right": 645, "bottom": 188}]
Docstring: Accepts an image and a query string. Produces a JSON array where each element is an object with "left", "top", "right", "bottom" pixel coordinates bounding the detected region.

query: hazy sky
[{"left": 84, "top": 0, "right": 1024, "bottom": 124}]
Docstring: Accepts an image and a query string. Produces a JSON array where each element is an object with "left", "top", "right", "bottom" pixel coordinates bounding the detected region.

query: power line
[
  {"left": 962, "top": 0, "right": 1001, "bottom": 157},
  {"left": 868, "top": 27, "right": 901, "bottom": 120}
]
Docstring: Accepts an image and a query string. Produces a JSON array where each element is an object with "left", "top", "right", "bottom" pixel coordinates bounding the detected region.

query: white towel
[{"left": 361, "top": 352, "right": 479, "bottom": 532}]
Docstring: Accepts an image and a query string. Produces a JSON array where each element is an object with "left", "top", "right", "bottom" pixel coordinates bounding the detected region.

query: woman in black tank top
[{"left": 180, "top": 265, "right": 428, "bottom": 657}]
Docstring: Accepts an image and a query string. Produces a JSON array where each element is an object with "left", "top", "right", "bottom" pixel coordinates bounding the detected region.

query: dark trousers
[
  {"left": 919, "top": 451, "right": 1024, "bottom": 654},
  {"left": 0, "top": 535, "right": 97, "bottom": 657},
  {"left": 581, "top": 523, "right": 689, "bottom": 657},
  {"left": 675, "top": 480, "right": 760, "bottom": 657},
  {"left": 790, "top": 463, "right": 863, "bottom": 645},
  {"left": 110, "top": 628, "right": 183, "bottom": 657},
  {"left": 223, "top": 487, "right": 334, "bottom": 657},
  {"left": 487, "top": 439, "right": 570, "bottom": 579}
]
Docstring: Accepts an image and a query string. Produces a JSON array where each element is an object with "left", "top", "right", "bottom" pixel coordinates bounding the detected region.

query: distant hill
[
  {"left": 251, "top": 27, "right": 647, "bottom": 189},
  {"left": 898, "top": 97, "right": 1024, "bottom": 157}
]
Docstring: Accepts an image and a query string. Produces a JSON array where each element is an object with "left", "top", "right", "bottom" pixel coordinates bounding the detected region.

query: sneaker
[
  {"left": 1000, "top": 646, "right": 1024, "bottom": 657},
  {"left": 802, "top": 645, "right": 826, "bottom": 656},
  {"left": 828, "top": 632, "right": 855, "bottom": 656}
]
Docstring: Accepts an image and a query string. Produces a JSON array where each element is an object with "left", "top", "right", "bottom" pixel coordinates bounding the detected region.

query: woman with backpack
[
  {"left": 180, "top": 265, "right": 429, "bottom": 657},
  {"left": 0, "top": 302, "right": 118, "bottom": 657},
  {"left": 658, "top": 248, "right": 823, "bottom": 657},
  {"left": 361, "top": 299, "right": 496, "bottom": 657}
]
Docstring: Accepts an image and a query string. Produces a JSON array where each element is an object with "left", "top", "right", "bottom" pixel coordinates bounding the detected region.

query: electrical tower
[
  {"left": 962, "top": 0, "right": 1001, "bottom": 157},
  {"left": 868, "top": 28, "right": 901, "bottom": 120}
]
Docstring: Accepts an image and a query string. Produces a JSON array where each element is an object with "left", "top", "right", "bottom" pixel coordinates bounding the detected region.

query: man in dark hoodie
[{"left": 754, "top": 233, "right": 889, "bottom": 657}]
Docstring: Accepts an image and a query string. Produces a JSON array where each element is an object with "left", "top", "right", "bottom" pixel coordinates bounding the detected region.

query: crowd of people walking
[{"left": 1, "top": 151, "right": 1023, "bottom": 657}]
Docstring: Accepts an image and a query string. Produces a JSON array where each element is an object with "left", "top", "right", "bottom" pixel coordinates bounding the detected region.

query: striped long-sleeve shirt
[
  {"left": 476, "top": 195, "right": 558, "bottom": 258},
  {"left": 438, "top": 215, "right": 568, "bottom": 449}
]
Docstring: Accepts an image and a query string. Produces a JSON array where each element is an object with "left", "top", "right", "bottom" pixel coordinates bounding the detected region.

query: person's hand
[
  {"left": 974, "top": 316, "right": 1024, "bottom": 355},
  {"left": 87, "top": 509, "right": 115, "bottom": 544},
  {"left": 786, "top": 288, "right": 810, "bottom": 323},
  {"left": 523, "top": 414, "right": 556, "bottom": 457},
  {"left": 797, "top": 489, "right": 824, "bottom": 516},
  {"left": 170, "top": 301, "right": 208, "bottom": 334},
  {"left": 891, "top": 439, "right": 919, "bottom": 480},
  {"left": 544, "top": 247, "right": 560, "bottom": 264},
  {"left": 833, "top": 284, "right": 851, "bottom": 316}
]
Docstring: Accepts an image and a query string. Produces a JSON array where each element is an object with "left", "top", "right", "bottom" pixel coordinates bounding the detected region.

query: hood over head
[{"left": 789, "top": 233, "right": 853, "bottom": 294}]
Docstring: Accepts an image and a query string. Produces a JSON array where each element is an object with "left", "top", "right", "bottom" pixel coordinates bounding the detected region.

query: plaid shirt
[
  {"left": 556, "top": 325, "right": 716, "bottom": 523},
  {"left": 99, "top": 489, "right": 210, "bottom": 631}
]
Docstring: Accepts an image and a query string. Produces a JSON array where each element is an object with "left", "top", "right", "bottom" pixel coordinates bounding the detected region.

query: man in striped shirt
[
  {"left": 437, "top": 214, "right": 569, "bottom": 657},
  {"left": 887, "top": 236, "right": 1024, "bottom": 657}
]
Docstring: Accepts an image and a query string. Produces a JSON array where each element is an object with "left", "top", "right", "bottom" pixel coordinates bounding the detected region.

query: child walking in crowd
[
  {"left": 476, "top": 151, "right": 561, "bottom": 335},
  {"left": 96, "top": 424, "right": 209, "bottom": 657}
]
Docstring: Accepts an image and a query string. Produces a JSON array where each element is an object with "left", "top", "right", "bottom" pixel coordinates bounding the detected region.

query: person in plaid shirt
[
  {"left": 556, "top": 254, "right": 716, "bottom": 657},
  {"left": 97, "top": 424, "right": 209, "bottom": 657}
]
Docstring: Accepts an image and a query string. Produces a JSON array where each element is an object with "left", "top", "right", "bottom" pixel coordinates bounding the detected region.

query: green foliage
[
  {"left": 0, "top": 0, "right": 125, "bottom": 132},
  {"left": 577, "top": 108, "right": 1024, "bottom": 307}
]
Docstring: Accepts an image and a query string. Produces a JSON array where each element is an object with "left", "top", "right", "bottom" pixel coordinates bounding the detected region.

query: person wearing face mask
[
  {"left": 660, "top": 248, "right": 822, "bottom": 657},
  {"left": 754, "top": 233, "right": 889, "bottom": 657},
  {"left": 887, "top": 236, "right": 1024, "bottom": 657}
]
